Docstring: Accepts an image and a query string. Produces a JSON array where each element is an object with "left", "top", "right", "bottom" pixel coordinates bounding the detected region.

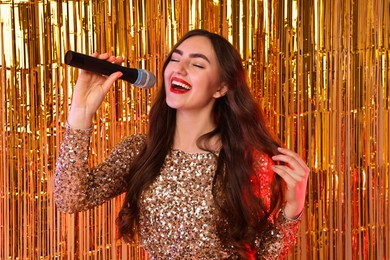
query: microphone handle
[{"left": 64, "top": 51, "right": 139, "bottom": 84}]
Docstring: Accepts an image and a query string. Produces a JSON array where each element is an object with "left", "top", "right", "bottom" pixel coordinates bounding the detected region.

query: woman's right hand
[{"left": 67, "top": 53, "right": 124, "bottom": 129}]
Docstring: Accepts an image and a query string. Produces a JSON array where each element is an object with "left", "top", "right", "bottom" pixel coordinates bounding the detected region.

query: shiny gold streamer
[{"left": 0, "top": 0, "right": 389, "bottom": 259}]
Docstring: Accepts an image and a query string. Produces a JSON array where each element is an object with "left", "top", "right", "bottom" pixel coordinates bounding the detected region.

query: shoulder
[
  {"left": 252, "top": 150, "right": 274, "bottom": 175},
  {"left": 113, "top": 134, "right": 147, "bottom": 154},
  {"left": 120, "top": 133, "right": 147, "bottom": 144}
]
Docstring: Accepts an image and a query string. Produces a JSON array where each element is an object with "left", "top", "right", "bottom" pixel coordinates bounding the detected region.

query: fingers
[
  {"left": 273, "top": 148, "right": 309, "bottom": 174},
  {"left": 271, "top": 147, "right": 309, "bottom": 186},
  {"left": 78, "top": 53, "right": 124, "bottom": 77},
  {"left": 271, "top": 147, "right": 309, "bottom": 218},
  {"left": 100, "top": 71, "right": 123, "bottom": 93},
  {"left": 275, "top": 147, "right": 308, "bottom": 170},
  {"left": 271, "top": 164, "right": 304, "bottom": 183},
  {"left": 93, "top": 52, "right": 124, "bottom": 65}
]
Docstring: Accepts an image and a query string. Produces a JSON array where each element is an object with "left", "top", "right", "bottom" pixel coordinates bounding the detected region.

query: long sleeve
[
  {"left": 252, "top": 152, "right": 302, "bottom": 259},
  {"left": 254, "top": 210, "right": 301, "bottom": 259},
  {"left": 54, "top": 124, "right": 146, "bottom": 213}
]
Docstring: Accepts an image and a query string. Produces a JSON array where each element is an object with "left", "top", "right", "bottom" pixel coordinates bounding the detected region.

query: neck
[{"left": 173, "top": 109, "right": 219, "bottom": 153}]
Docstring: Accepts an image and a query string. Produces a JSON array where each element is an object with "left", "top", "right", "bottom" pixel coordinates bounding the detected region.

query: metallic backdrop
[{"left": 0, "top": 0, "right": 389, "bottom": 259}]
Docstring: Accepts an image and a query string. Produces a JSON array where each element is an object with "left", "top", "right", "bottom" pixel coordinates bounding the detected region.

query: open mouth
[{"left": 170, "top": 78, "right": 192, "bottom": 93}]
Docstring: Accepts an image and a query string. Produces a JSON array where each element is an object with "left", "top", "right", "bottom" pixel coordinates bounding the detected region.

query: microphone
[{"left": 64, "top": 50, "right": 156, "bottom": 89}]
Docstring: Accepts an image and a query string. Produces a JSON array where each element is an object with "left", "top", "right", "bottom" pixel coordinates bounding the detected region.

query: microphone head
[{"left": 134, "top": 69, "right": 156, "bottom": 89}]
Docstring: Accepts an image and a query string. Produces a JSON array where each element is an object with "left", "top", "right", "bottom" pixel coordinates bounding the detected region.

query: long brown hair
[{"left": 117, "top": 29, "right": 284, "bottom": 256}]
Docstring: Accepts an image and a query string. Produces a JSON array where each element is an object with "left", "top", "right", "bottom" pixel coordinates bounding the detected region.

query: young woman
[{"left": 55, "top": 29, "right": 309, "bottom": 259}]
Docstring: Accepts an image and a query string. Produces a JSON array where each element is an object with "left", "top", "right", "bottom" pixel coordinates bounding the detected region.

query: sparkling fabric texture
[
  {"left": 138, "top": 149, "right": 232, "bottom": 259},
  {"left": 55, "top": 124, "right": 146, "bottom": 213},
  {"left": 55, "top": 125, "right": 301, "bottom": 259}
]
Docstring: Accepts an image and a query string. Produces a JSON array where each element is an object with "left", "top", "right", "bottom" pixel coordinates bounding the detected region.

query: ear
[{"left": 213, "top": 83, "right": 228, "bottom": 98}]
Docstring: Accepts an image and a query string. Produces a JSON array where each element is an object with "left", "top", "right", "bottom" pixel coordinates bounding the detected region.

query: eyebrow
[{"left": 172, "top": 49, "right": 211, "bottom": 64}]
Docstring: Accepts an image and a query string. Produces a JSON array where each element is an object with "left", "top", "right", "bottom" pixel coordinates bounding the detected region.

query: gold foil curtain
[{"left": 0, "top": 0, "right": 389, "bottom": 259}]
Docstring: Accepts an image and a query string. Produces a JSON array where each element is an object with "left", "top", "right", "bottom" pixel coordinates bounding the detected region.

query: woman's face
[{"left": 164, "top": 36, "right": 226, "bottom": 113}]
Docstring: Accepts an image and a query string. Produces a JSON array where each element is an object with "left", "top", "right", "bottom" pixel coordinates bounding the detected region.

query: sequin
[
  {"left": 54, "top": 124, "right": 145, "bottom": 213},
  {"left": 55, "top": 125, "right": 302, "bottom": 259},
  {"left": 138, "top": 149, "right": 232, "bottom": 259}
]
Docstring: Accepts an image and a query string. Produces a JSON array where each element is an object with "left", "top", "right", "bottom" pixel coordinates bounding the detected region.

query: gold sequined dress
[{"left": 55, "top": 125, "right": 302, "bottom": 259}]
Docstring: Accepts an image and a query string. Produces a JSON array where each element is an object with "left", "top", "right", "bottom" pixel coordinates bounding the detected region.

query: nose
[{"left": 173, "top": 60, "right": 187, "bottom": 75}]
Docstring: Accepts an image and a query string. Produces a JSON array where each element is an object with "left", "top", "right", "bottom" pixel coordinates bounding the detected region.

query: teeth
[{"left": 172, "top": 80, "right": 191, "bottom": 90}]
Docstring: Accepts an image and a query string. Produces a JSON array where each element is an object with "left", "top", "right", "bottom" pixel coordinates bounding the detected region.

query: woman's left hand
[{"left": 271, "top": 147, "right": 310, "bottom": 219}]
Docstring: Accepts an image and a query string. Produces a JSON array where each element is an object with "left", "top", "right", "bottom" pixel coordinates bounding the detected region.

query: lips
[{"left": 170, "top": 77, "right": 191, "bottom": 94}]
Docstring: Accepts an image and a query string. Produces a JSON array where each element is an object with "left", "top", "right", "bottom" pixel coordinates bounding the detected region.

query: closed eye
[{"left": 193, "top": 64, "right": 204, "bottom": 68}]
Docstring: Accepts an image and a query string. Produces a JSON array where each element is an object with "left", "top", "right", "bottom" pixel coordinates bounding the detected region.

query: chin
[{"left": 165, "top": 99, "right": 178, "bottom": 109}]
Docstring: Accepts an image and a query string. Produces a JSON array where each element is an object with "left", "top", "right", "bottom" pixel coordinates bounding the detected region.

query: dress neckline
[{"left": 170, "top": 148, "right": 220, "bottom": 156}]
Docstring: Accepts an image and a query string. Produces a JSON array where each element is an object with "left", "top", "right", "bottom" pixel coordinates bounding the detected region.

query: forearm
[
  {"left": 54, "top": 124, "right": 94, "bottom": 213},
  {"left": 54, "top": 124, "right": 146, "bottom": 213}
]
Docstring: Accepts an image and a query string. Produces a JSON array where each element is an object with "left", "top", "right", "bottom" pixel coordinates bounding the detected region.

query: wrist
[
  {"left": 280, "top": 207, "right": 303, "bottom": 221},
  {"left": 283, "top": 202, "right": 304, "bottom": 219},
  {"left": 68, "top": 107, "right": 93, "bottom": 130}
]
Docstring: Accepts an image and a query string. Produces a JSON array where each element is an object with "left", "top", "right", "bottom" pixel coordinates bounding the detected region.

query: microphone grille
[{"left": 134, "top": 69, "right": 156, "bottom": 89}]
